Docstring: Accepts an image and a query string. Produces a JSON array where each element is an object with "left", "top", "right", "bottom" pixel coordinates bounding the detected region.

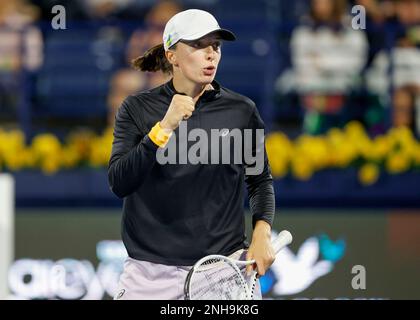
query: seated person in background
[
  {"left": 107, "top": 69, "right": 147, "bottom": 127},
  {"left": 0, "top": 0, "right": 43, "bottom": 125},
  {"left": 277, "top": 0, "right": 368, "bottom": 134},
  {"left": 106, "top": 1, "right": 182, "bottom": 127},
  {"left": 365, "top": 0, "right": 420, "bottom": 133},
  {"left": 81, "top": 0, "right": 144, "bottom": 22},
  {"left": 125, "top": 0, "right": 182, "bottom": 89}
]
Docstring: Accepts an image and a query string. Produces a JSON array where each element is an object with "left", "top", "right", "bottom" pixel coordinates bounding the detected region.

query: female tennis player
[{"left": 108, "top": 9, "right": 276, "bottom": 300}]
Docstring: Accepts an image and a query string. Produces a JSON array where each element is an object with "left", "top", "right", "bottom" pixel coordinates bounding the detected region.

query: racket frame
[
  {"left": 184, "top": 254, "right": 254, "bottom": 300},
  {"left": 184, "top": 230, "right": 293, "bottom": 300}
]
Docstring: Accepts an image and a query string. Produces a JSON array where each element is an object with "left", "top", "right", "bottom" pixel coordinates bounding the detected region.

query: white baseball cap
[{"left": 163, "top": 9, "right": 236, "bottom": 51}]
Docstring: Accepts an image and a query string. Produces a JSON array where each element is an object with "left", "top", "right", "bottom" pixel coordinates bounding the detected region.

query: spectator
[
  {"left": 125, "top": 0, "right": 182, "bottom": 89},
  {"left": 366, "top": 0, "right": 420, "bottom": 133},
  {"left": 105, "top": 1, "right": 182, "bottom": 128},
  {"left": 81, "top": 0, "right": 137, "bottom": 21},
  {"left": 107, "top": 68, "right": 146, "bottom": 126},
  {"left": 276, "top": 0, "right": 369, "bottom": 134},
  {"left": 0, "top": 0, "right": 43, "bottom": 124}
]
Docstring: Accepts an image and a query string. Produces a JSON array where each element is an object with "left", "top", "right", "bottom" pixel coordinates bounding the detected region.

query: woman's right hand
[{"left": 160, "top": 94, "right": 195, "bottom": 131}]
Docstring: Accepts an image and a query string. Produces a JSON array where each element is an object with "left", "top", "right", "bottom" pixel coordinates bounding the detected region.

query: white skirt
[{"left": 114, "top": 249, "right": 262, "bottom": 300}]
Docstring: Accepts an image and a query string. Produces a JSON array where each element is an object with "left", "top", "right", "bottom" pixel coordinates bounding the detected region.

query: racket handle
[{"left": 272, "top": 230, "right": 293, "bottom": 254}]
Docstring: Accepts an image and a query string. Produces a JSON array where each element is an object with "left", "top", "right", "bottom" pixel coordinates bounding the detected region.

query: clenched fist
[{"left": 160, "top": 94, "right": 195, "bottom": 131}]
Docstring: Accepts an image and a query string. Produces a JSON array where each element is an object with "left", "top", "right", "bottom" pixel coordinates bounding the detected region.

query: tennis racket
[{"left": 184, "top": 230, "right": 293, "bottom": 300}]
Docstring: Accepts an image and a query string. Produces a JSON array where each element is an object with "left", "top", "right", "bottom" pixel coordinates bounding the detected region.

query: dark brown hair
[{"left": 131, "top": 43, "right": 175, "bottom": 74}]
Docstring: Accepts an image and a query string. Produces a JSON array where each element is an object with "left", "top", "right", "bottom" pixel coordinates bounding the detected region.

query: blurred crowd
[
  {"left": 276, "top": 0, "right": 420, "bottom": 135},
  {"left": 0, "top": 0, "right": 419, "bottom": 138}
]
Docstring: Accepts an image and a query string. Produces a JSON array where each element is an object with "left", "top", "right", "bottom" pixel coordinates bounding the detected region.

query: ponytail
[{"left": 131, "top": 43, "right": 174, "bottom": 75}]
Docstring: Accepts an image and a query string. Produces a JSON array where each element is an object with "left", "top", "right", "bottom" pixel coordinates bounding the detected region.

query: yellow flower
[
  {"left": 291, "top": 156, "right": 314, "bottom": 181},
  {"left": 22, "top": 148, "right": 37, "bottom": 168},
  {"left": 31, "top": 134, "right": 62, "bottom": 158},
  {"left": 89, "top": 136, "right": 112, "bottom": 167},
  {"left": 368, "top": 135, "right": 392, "bottom": 161},
  {"left": 1, "top": 123, "right": 419, "bottom": 179},
  {"left": 61, "top": 146, "right": 81, "bottom": 168},
  {"left": 0, "top": 130, "right": 25, "bottom": 154},
  {"left": 30, "top": 134, "right": 63, "bottom": 173},
  {"left": 327, "top": 128, "right": 346, "bottom": 147},
  {"left": 266, "top": 132, "right": 293, "bottom": 177},
  {"left": 386, "top": 152, "right": 411, "bottom": 174},
  {"left": 413, "top": 145, "right": 420, "bottom": 165},
  {"left": 103, "top": 126, "right": 114, "bottom": 141},
  {"left": 3, "top": 152, "right": 26, "bottom": 171},
  {"left": 317, "top": 139, "right": 332, "bottom": 168},
  {"left": 298, "top": 136, "right": 330, "bottom": 170},
  {"left": 344, "top": 121, "right": 367, "bottom": 139},
  {"left": 41, "top": 156, "right": 61, "bottom": 175},
  {"left": 387, "top": 126, "right": 415, "bottom": 152},
  {"left": 392, "top": 126, "right": 414, "bottom": 142},
  {"left": 268, "top": 156, "right": 288, "bottom": 178},
  {"left": 101, "top": 130, "right": 113, "bottom": 160},
  {"left": 0, "top": 129, "right": 27, "bottom": 171},
  {"left": 332, "top": 143, "right": 357, "bottom": 168},
  {"left": 358, "top": 163, "right": 380, "bottom": 186},
  {"left": 67, "top": 130, "right": 95, "bottom": 160},
  {"left": 266, "top": 132, "right": 292, "bottom": 160}
]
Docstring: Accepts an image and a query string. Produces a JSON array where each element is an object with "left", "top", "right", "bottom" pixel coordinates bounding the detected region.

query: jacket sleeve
[
  {"left": 108, "top": 96, "right": 159, "bottom": 198},
  {"left": 244, "top": 104, "right": 275, "bottom": 228}
]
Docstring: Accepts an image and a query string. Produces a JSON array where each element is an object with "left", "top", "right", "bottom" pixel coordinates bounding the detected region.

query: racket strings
[{"left": 188, "top": 259, "right": 249, "bottom": 299}]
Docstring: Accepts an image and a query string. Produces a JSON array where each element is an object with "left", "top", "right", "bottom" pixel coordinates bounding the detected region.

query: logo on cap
[{"left": 165, "top": 34, "right": 173, "bottom": 49}]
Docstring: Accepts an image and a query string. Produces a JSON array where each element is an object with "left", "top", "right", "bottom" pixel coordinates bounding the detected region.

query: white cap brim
[{"left": 180, "top": 28, "right": 236, "bottom": 42}]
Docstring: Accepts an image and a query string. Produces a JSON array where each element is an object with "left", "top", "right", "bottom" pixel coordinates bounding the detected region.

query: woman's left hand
[{"left": 246, "top": 220, "right": 275, "bottom": 277}]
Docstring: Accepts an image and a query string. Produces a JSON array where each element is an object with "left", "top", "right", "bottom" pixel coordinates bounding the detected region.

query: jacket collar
[{"left": 163, "top": 78, "right": 222, "bottom": 101}]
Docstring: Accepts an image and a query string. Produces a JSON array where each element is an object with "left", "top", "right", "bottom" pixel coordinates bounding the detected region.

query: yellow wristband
[{"left": 148, "top": 122, "right": 173, "bottom": 148}]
